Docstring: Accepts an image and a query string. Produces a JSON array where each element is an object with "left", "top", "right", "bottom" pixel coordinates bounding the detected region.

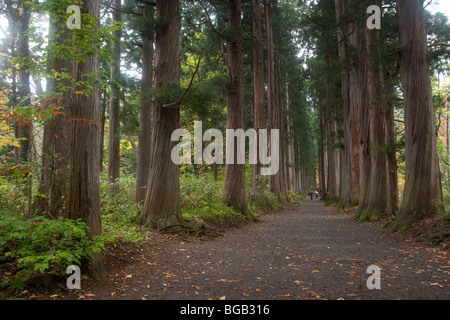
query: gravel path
[{"left": 74, "top": 198, "right": 449, "bottom": 300}]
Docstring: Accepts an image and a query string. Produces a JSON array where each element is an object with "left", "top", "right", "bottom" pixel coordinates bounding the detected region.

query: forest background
[{"left": 0, "top": 0, "right": 449, "bottom": 293}]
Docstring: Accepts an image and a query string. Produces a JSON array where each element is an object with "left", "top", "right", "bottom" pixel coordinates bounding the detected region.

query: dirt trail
[{"left": 56, "top": 198, "right": 449, "bottom": 300}]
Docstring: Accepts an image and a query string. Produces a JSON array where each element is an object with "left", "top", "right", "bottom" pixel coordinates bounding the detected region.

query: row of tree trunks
[
  {"left": 388, "top": 0, "right": 443, "bottom": 230},
  {"left": 253, "top": 0, "right": 307, "bottom": 198},
  {"left": 323, "top": 0, "right": 441, "bottom": 231},
  {"left": 6, "top": 0, "right": 34, "bottom": 213}
]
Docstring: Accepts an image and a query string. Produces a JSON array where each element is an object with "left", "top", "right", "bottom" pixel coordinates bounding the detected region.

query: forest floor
[{"left": 26, "top": 198, "right": 449, "bottom": 300}]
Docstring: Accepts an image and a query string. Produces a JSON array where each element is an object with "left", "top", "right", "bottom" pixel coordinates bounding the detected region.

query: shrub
[
  {"left": 0, "top": 211, "right": 108, "bottom": 291},
  {"left": 180, "top": 173, "right": 225, "bottom": 210},
  {"left": 100, "top": 173, "right": 150, "bottom": 243}
]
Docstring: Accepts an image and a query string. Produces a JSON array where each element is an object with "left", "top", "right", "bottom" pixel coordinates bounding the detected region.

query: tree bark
[
  {"left": 384, "top": 84, "right": 399, "bottom": 216},
  {"left": 251, "top": 0, "right": 266, "bottom": 192},
  {"left": 17, "top": 0, "right": 33, "bottom": 214},
  {"left": 35, "top": 3, "right": 72, "bottom": 217},
  {"left": 389, "top": 0, "right": 443, "bottom": 230},
  {"left": 318, "top": 96, "right": 327, "bottom": 195},
  {"left": 264, "top": 0, "right": 280, "bottom": 198},
  {"left": 359, "top": 10, "right": 388, "bottom": 220},
  {"left": 141, "top": 0, "right": 182, "bottom": 229},
  {"left": 335, "top": 0, "right": 357, "bottom": 207},
  {"left": 224, "top": 0, "right": 250, "bottom": 217},
  {"left": 325, "top": 57, "right": 339, "bottom": 200},
  {"left": 275, "top": 53, "right": 288, "bottom": 199},
  {"left": 65, "top": 0, "right": 104, "bottom": 280},
  {"left": 108, "top": 0, "right": 122, "bottom": 194},
  {"left": 135, "top": 5, "right": 155, "bottom": 204},
  {"left": 347, "top": 3, "right": 370, "bottom": 214}
]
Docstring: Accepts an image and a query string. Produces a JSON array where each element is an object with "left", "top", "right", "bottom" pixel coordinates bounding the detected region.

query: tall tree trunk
[
  {"left": 359, "top": 9, "right": 388, "bottom": 221},
  {"left": 348, "top": 4, "right": 370, "bottom": 214},
  {"left": 264, "top": 0, "right": 280, "bottom": 198},
  {"left": 135, "top": 5, "right": 155, "bottom": 203},
  {"left": 65, "top": 0, "right": 104, "bottom": 280},
  {"left": 141, "top": 0, "right": 182, "bottom": 228},
  {"left": 11, "top": 0, "right": 33, "bottom": 213},
  {"left": 252, "top": 0, "right": 265, "bottom": 192},
  {"left": 335, "top": 0, "right": 357, "bottom": 207},
  {"left": 285, "top": 67, "right": 296, "bottom": 193},
  {"left": 275, "top": 53, "right": 288, "bottom": 199},
  {"left": 17, "top": 4, "right": 31, "bottom": 159},
  {"left": 325, "top": 57, "right": 339, "bottom": 200},
  {"left": 318, "top": 96, "right": 327, "bottom": 195},
  {"left": 224, "top": 0, "right": 250, "bottom": 217},
  {"left": 385, "top": 84, "right": 398, "bottom": 216},
  {"left": 108, "top": 0, "right": 122, "bottom": 194},
  {"left": 10, "top": 0, "right": 32, "bottom": 168},
  {"left": 389, "top": 0, "right": 443, "bottom": 230},
  {"left": 35, "top": 2, "right": 72, "bottom": 217},
  {"left": 100, "top": 88, "right": 107, "bottom": 171}
]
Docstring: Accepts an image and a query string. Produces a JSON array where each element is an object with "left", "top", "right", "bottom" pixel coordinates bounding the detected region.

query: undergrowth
[{"left": 0, "top": 170, "right": 301, "bottom": 294}]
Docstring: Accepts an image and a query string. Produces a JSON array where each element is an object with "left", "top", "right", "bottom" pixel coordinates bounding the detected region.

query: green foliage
[
  {"left": 180, "top": 173, "right": 244, "bottom": 224},
  {"left": 0, "top": 212, "right": 107, "bottom": 291},
  {"left": 100, "top": 173, "right": 150, "bottom": 244},
  {"left": 180, "top": 172, "right": 224, "bottom": 210},
  {"left": 153, "top": 81, "right": 184, "bottom": 106}
]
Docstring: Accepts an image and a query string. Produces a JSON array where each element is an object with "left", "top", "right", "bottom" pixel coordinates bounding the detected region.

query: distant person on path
[
  {"left": 308, "top": 190, "right": 318, "bottom": 200},
  {"left": 308, "top": 190, "right": 319, "bottom": 200}
]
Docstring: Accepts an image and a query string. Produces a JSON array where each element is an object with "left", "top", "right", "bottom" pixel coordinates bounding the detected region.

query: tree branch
[
  {"left": 198, "top": 0, "right": 229, "bottom": 40},
  {"left": 162, "top": 48, "right": 204, "bottom": 109},
  {"left": 100, "top": 1, "right": 143, "bottom": 16}
]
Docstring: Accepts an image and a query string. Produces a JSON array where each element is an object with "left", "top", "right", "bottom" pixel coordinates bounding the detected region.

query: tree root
[
  {"left": 424, "top": 218, "right": 450, "bottom": 247},
  {"left": 157, "top": 217, "right": 224, "bottom": 240}
]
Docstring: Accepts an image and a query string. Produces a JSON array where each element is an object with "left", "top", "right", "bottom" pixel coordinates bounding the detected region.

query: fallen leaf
[
  {"left": 219, "top": 295, "right": 226, "bottom": 300},
  {"left": 218, "top": 279, "right": 237, "bottom": 283}
]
